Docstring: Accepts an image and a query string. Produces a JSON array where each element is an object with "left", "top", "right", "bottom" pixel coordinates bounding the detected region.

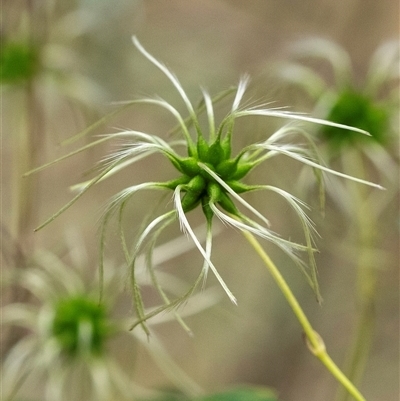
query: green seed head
[
  {"left": 176, "top": 157, "right": 201, "bottom": 176},
  {"left": 322, "top": 89, "right": 389, "bottom": 149},
  {"left": 170, "top": 131, "right": 255, "bottom": 220},
  {"left": 1, "top": 41, "right": 40, "bottom": 84},
  {"left": 51, "top": 296, "right": 111, "bottom": 357}
]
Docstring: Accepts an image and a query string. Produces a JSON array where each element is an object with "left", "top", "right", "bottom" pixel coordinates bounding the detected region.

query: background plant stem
[
  {"left": 4, "top": 0, "right": 45, "bottom": 353},
  {"left": 335, "top": 149, "right": 378, "bottom": 401},
  {"left": 241, "top": 229, "right": 367, "bottom": 401}
]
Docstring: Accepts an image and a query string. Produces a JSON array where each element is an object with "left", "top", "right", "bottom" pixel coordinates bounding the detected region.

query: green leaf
[
  {"left": 195, "top": 386, "right": 280, "bottom": 401},
  {"left": 139, "top": 388, "right": 190, "bottom": 401},
  {"left": 139, "top": 386, "right": 280, "bottom": 401}
]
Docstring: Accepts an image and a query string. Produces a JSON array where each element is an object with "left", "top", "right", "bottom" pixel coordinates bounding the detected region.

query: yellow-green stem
[{"left": 242, "top": 230, "right": 367, "bottom": 401}]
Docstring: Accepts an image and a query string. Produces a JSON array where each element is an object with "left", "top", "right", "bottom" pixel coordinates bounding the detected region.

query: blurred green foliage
[
  {"left": 144, "top": 387, "right": 280, "bottom": 401},
  {"left": 196, "top": 387, "right": 279, "bottom": 401}
]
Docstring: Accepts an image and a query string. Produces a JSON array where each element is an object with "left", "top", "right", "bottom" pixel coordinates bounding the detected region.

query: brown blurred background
[{"left": 2, "top": 1, "right": 399, "bottom": 400}]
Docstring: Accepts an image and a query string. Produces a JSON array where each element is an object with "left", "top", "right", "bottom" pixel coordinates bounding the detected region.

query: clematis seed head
[
  {"left": 322, "top": 89, "right": 389, "bottom": 149},
  {"left": 51, "top": 296, "right": 111, "bottom": 357}
]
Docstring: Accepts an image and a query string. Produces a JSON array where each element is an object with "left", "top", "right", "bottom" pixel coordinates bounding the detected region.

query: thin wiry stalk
[
  {"left": 145, "top": 234, "right": 193, "bottom": 335},
  {"left": 174, "top": 186, "right": 237, "bottom": 304},
  {"left": 120, "top": 97, "right": 195, "bottom": 147},
  {"left": 242, "top": 229, "right": 367, "bottom": 401},
  {"left": 129, "top": 267, "right": 207, "bottom": 332},
  {"left": 62, "top": 131, "right": 178, "bottom": 189},
  {"left": 98, "top": 182, "right": 166, "bottom": 301},
  {"left": 209, "top": 204, "right": 308, "bottom": 254},
  {"left": 98, "top": 206, "right": 115, "bottom": 303},
  {"left": 61, "top": 100, "right": 142, "bottom": 146},
  {"left": 259, "top": 185, "right": 321, "bottom": 301},
  {"left": 201, "top": 226, "right": 214, "bottom": 287},
  {"left": 22, "top": 135, "right": 113, "bottom": 177},
  {"left": 131, "top": 256, "right": 150, "bottom": 336},
  {"left": 34, "top": 149, "right": 156, "bottom": 232},
  {"left": 167, "top": 86, "right": 237, "bottom": 138},
  {"left": 265, "top": 124, "right": 327, "bottom": 212},
  {"left": 128, "top": 228, "right": 220, "bottom": 324},
  {"left": 114, "top": 184, "right": 174, "bottom": 265},
  {"left": 132, "top": 36, "right": 199, "bottom": 130},
  {"left": 132, "top": 212, "right": 177, "bottom": 260},
  {"left": 127, "top": 211, "right": 176, "bottom": 335},
  {"left": 231, "top": 74, "right": 250, "bottom": 113},
  {"left": 118, "top": 199, "right": 131, "bottom": 264},
  {"left": 251, "top": 142, "right": 384, "bottom": 189},
  {"left": 98, "top": 142, "right": 176, "bottom": 170},
  {"left": 234, "top": 108, "right": 370, "bottom": 135},
  {"left": 104, "top": 183, "right": 163, "bottom": 214},
  {"left": 210, "top": 204, "right": 319, "bottom": 294},
  {"left": 201, "top": 88, "right": 216, "bottom": 140},
  {"left": 128, "top": 248, "right": 213, "bottom": 331}
]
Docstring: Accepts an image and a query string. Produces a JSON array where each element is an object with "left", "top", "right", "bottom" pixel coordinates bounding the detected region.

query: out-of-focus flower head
[
  {"left": 1, "top": 230, "right": 219, "bottom": 401},
  {"left": 2, "top": 245, "right": 129, "bottom": 401},
  {"left": 276, "top": 38, "right": 398, "bottom": 216},
  {"left": 278, "top": 38, "right": 399, "bottom": 158}
]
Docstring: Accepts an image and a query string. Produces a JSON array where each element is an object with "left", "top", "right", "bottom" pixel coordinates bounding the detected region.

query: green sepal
[
  {"left": 201, "top": 197, "right": 214, "bottom": 223},
  {"left": 229, "top": 161, "right": 256, "bottom": 180},
  {"left": 221, "top": 132, "right": 232, "bottom": 159},
  {"left": 161, "top": 176, "right": 191, "bottom": 190},
  {"left": 216, "top": 159, "right": 238, "bottom": 178},
  {"left": 207, "top": 182, "right": 223, "bottom": 203},
  {"left": 226, "top": 180, "right": 257, "bottom": 194},
  {"left": 199, "top": 163, "right": 217, "bottom": 181},
  {"left": 174, "top": 157, "right": 201, "bottom": 176},
  {"left": 207, "top": 139, "right": 225, "bottom": 166},
  {"left": 197, "top": 135, "right": 210, "bottom": 161},
  {"left": 181, "top": 191, "right": 202, "bottom": 212},
  {"left": 187, "top": 143, "right": 197, "bottom": 158},
  {"left": 208, "top": 182, "right": 238, "bottom": 215},
  {"left": 186, "top": 174, "right": 207, "bottom": 194},
  {"left": 218, "top": 192, "right": 239, "bottom": 215}
]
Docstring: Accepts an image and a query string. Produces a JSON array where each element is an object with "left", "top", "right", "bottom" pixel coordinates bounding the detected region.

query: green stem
[
  {"left": 241, "top": 230, "right": 367, "bottom": 401},
  {"left": 5, "top": 0, "right": 44, "bottom": 356},
  {"left": 335, "top": 149, "right": 378, "bottom": 401},
  {"left": 339, "top": 300, "right": 375, "bottom": 401}
]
